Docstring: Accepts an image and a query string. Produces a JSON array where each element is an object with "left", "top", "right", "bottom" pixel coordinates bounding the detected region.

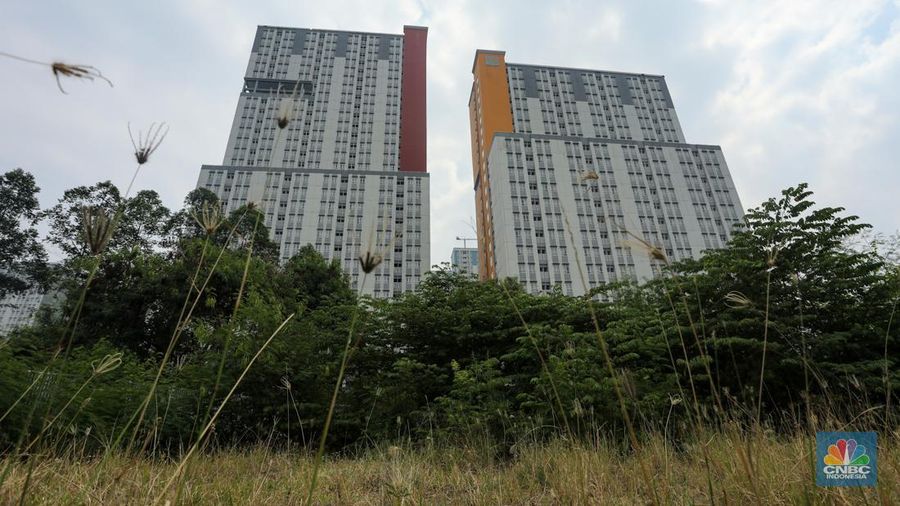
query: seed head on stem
[
  {"left": 359, "top": 231, "right": 402, "bottom": 274},
  {"left": 81, "top": 206, "right": 113, "bottom": 256},
  {"left": 618, "top": 226, "right": 669, "bottom": 264},
  {"left": 91, "top": 353, "right": 123, "bottom": 375},
  {"left": 191, "top": 202, "right": 225, "bottom": 235},
  {"left": 766, "top": 245, "right": 779, "bottom": 270},
  {"left": 0, "top": 51, "right": 114, "bottom": 94},
  {"left": 50, "top": 62, "right": 113, "bottom": 94},
  {"left": 580, "top": 170, "right": 600, "bottom": 183},
  {"left": 724, "top": 291, "right": 753, "bottom": 309},
  {"left": 276, "top": 80, "right": 303, "bottom": 129},
  {"left": 128, "top": 122, "right": 169, "bottom": 165},
  {"left": 276, "top": 99, "right": 292, "bottom": 129}
]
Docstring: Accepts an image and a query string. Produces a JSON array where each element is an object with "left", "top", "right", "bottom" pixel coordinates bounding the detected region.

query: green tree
[
  {"left": 42, "top": 181, "right": 171, "bottom": 258},
  {"left": 670, "top": 184, "right": 898, "bottom": 418},
  {"left": 215, "top": 204, "right": 279, "bottom": 262},
  {"left": 0, "top": 168, "right": 48, "bottom": 297},
  {"left": 164, "top": 187, "right": 222, "bottom": 245},
  {"left": 283, "top": 245, "right": 354, "bottom": 310}
]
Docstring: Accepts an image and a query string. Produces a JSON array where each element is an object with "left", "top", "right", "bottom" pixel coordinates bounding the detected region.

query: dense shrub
[{"left": 1, "top": 182, "right": 897, "bottom": 453}]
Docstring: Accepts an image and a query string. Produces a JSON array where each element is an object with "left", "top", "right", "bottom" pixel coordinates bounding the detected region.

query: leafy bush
[{"left": 1, "top": 181, "right": 897, "bottom": 455}]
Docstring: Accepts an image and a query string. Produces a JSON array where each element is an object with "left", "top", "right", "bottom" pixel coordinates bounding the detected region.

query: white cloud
[{"left": 700, "top": 0, "right": 900, "bottom": 228}]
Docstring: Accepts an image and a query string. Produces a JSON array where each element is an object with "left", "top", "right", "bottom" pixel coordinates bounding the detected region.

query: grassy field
[{"left": 2, "top": 431, "right": 896, "bottom": 505}]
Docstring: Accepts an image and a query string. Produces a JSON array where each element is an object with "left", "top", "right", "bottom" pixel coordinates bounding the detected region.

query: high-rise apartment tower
[
  {"left": 450, "top": 247, "right": 479, "bottom": 276},
  {"left": 469, "top": 51, "right": 743, "bottom": 295},
  {"left": 197, "top": 25, "right": 429, "bottom": 297}
]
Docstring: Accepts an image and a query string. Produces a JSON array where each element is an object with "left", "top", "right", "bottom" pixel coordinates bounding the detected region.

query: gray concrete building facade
[
  {"left": 470, "top": 51, "right": 743, "bottom": 294},
  {"left": 198, "top": 25, "right": 430, "bottom": 297},
  {"left": 450, "top": 247, "right": 479, "bottom": 276}
]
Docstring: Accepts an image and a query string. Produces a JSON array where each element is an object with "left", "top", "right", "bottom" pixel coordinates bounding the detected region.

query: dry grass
[{"left": 3, "top": 431, "right": 896, "bottom": 505}]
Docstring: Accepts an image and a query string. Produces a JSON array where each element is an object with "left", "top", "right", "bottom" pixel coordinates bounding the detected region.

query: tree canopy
[
  {"left": 0, "top": 169, "right": 48, "bottom": 297},
  {"left": 1, "top": 176, "right": 897, "bottom": 453}
]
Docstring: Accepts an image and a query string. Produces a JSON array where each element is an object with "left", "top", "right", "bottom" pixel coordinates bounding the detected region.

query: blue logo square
[{"left": 816, "top": 431, "right": 877, "bottom": 487}]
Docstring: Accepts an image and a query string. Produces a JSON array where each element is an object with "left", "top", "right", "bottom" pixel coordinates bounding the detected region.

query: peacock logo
[
  {"left": 823, "top": 439, "right": 869, "bottom": 466},
  {"left": 817, "top": 432, "right": 877, "bottom": 487}
]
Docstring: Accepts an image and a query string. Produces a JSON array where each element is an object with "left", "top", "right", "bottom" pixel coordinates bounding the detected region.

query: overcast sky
[{"left": 2, "top": 0, "right": 898, "bottom": 265}]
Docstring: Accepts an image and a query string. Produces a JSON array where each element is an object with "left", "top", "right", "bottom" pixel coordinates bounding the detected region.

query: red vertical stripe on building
[{"left": 399, "top": 26, "right": 427, "bottom": 172}]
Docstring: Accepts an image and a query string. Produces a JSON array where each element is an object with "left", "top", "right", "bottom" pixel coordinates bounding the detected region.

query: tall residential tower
[
  {"left": 197, "top": 25, "right": 429, "bottom": 297},
  {"left": 450, "top": 247, "right": 479, "bottom": 276},
  {"left": 469, "top": 51, "right": 743, "bottom": 295}
]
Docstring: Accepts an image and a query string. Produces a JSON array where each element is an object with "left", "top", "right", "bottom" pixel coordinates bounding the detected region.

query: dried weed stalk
[
  {"left": 0, "top": 51, "right": 113, "bottom": 93},
  {"left": 128, "top": 122, "right": 169, "bottom": 165}
]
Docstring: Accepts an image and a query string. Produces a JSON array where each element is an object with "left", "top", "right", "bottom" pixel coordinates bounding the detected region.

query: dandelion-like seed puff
[
  {"left": 50, "top": 62, "right": 113, "bottom": 94},
  {"left": 0, "top": 52, "right": 113, "bottom": 94},
  {"left": 191, "top": 202, "right": 225, "bottom": 235},
  {"left": 578, "top": 169, "right": 601, "bottom": 198},
  {"left": 724, "top": 291, "right": 752, "bottom": 309},
  {"left": 91, "top": 353, "right": 123, "bottom": 376},
  {"left": 358, "top": 251, "right": 383, "bottom": 274},
  {"left": 580, "top": 170, "right": 600, "bottom": 183},
  {"left": 618, "top": 226, "right": 668, "bottom": 264},
  {"left": 276, "top": 80, "right": 304, "bottom": 130},
  {"left": 119, "top": 122, "right": 167, "bottom": 203},
  {"left": 766, "top": 245, "right": 779, "bottom": 270},
  {"left": 359, "top": 230, "right": 403, "bottom": 274},
  {"left": 128, "top": 122, "right": 169, "bottom": 165},
  {"left": 277, "top": 99, "right": 292, "bottom": 129},
  {"left": 81, "top": 206, "right": 113, "bottom": 256}
]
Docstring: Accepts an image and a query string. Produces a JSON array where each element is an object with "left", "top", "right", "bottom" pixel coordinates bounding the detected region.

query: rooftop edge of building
[
  {"left": 472, "top": 49, "right": 507, "bottom": 73},
  {"left": 255, "top": 25, "right": 406, "bottom": 38},
  {"left": 507, "top": 61, "right": 665, "bottom": 80},
  {"left": 471, "top": 49, "right": 667, "bottom": 80}
]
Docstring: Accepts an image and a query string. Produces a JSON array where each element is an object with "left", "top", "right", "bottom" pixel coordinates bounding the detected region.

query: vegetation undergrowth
[
  {"left": 1, "top": 134, "right": 898, "bottom": 504},
  {"left": 1, "top": 431, "right": 896, "bottom": 504}
]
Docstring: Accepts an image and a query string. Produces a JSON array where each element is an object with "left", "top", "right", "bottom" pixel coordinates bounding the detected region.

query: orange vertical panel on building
[{"left": 469, "top": 50, "right": 513, "bottom": 279}]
